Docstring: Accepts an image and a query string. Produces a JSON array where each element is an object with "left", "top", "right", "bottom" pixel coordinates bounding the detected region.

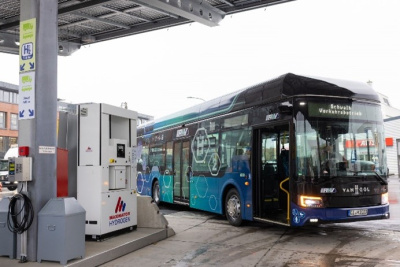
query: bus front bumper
[{"left": 290, "top": 203, "right": 390, "bottom": 226}]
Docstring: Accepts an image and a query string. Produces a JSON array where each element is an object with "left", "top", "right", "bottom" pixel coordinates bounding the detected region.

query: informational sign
[
  {"left": 19, "top": 72, "right": 35, "bottom": 119},
  {"left": 18, "top": 18, "right": 36, "bottom": 120},
  {"left": 308, "top": 102, "right": 363, "bottom": 119},
  {"left": 19, "top": 18, "right": 36, "bottom": 73},
  {"left": 38, "top": 146, "right": 56, "bottom": 154}
]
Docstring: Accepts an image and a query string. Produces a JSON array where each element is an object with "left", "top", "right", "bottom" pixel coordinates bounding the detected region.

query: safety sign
[
  {"left": 19, "top": 18, "right": 36, "bottom": 73},
  {"left": 19, "top": 72, "right": 35, "bottom": 120}
]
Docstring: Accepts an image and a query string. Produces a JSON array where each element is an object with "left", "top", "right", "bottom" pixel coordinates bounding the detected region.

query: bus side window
[
  {"left": 166, "top": 141, "right": 173, "bottom": 173},
  {"left": 140, "top": 145, "right": 149, "bottom": 173},
  {"left": 231, "top": 148, "right": 244, "bottom": 172},
  {"left": 221, "top": 128, "right": 251, "bottom": 173},
  {"left": 149, "top": 144, "right": 166, "bottom": 173},
  {"left": 137, "top": 161, "right": 143, "bottom": 172}
]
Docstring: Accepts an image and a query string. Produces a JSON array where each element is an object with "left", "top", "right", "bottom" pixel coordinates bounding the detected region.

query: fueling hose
[{"left": 7, "top": 192, "right": 34, "bottom": 234}]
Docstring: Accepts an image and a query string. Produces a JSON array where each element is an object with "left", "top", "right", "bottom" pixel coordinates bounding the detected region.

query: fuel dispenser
[
  {"left": 77, "top": 103, "right": 138, "bottom": 239},
  {"left": 7, "top": 156, "right": 33, "bottom": 262}
]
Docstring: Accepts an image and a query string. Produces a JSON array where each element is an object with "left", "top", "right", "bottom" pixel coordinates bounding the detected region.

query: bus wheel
[
  {"left": 152, "top": 180, "right": 160, "bottom": 205},
  {"left": 225, "top": 188, "right": 242, "bottom": 226}
]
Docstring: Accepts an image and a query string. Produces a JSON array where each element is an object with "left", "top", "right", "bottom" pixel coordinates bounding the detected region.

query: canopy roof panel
[{"left": 0, "top": 0, "right": 293, "bottom": 55}]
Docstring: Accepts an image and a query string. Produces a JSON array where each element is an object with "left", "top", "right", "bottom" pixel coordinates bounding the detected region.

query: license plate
[{"left": 348, "top": 209, "right": 368, "bottom": 217}]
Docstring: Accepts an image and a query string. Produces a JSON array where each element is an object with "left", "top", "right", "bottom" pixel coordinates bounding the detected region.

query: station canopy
[{"left": 0, "top": 0, "right": 292, "bottom": 56}]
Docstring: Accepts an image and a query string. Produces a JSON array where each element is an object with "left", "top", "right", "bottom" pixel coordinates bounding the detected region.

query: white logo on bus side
[
  {"left": 176, "top": 128, "right": 188, "bottom": 138},
  {"left": 320, "top": 188, "right": 336, "bottom": 193},
  {"left": 191, "top": 128, "right": 210, "bottom": 163},
  {"left": 266, "top": 113, "right": 279, "bottom": 121}
]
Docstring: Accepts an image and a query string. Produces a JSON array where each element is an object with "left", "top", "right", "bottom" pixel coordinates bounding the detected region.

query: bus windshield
[{"left": 295, "top": 100, "right": 387, "bottom": 181}]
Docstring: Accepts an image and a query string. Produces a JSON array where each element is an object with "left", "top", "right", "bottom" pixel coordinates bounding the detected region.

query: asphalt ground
[{"left": 101, "top": 175, "right": 400, "bottom": 267}]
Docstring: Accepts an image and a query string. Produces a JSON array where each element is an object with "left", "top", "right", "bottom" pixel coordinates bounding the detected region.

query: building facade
[
  {"left": 384, "top": 116, "right": 400, "bottom": 175},
  {"left": 0, "top": 81, "right": 18, "bottom": 159},
  {"left": 379, "top": 93, "right": 400, "bottom": 175}
]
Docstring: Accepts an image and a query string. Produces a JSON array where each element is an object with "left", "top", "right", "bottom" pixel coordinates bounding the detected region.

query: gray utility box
[
  {"left": 0, "top": 197, "right": 16, "bottom": 259},
  {"left": 37, "top": 197, "right": 86, "bottom": 265}
]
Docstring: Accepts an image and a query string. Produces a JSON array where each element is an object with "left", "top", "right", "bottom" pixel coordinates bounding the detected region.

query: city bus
[{"left": 136, "top": 73, "right": 390, "bottom": 227}]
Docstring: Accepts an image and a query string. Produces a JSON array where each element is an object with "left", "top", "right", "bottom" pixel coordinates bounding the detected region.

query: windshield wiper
[
  {"left": 347, "top": 170, "right": 363, "bottom": 175},
  {"left": 346, "top": 170, "right": 388, "bottom": 185},
  {"left": 316, "top": 175, "right": 340, "bottom": 183}
]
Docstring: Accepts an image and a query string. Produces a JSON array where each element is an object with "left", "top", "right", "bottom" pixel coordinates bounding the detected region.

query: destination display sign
[{"left": 307, "top": 102, "right": 380, "bottom": 121}]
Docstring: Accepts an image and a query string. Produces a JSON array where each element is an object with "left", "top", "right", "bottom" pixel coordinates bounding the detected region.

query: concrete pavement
[{"left": 0, "top": 196, "right": 174, "bottom": 267}]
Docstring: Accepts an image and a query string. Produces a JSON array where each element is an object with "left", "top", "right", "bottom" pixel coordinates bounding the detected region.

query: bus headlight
[
  {"left": 381, "top": 192, "right": 389, "bottom": 205},
  {"left": 300, "top": 195, "right": 323, "bottom": 208}
]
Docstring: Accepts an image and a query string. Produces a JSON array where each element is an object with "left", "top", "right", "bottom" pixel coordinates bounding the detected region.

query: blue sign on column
[{"left": 19, "top": 72, "right": 35, "bottom": 120}]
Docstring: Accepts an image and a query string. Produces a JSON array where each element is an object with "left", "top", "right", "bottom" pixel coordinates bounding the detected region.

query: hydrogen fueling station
[
  {"left": 0, "top": 0, "right": 292, "bottom": 265},
  {"left": 77, "top": 103, "right": 138, "bottom": 240}
]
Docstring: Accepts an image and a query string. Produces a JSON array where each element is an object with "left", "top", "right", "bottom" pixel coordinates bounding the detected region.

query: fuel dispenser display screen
[
  {"left": 8, "top": 160, "right": 15, "bottom": 176},
  {"left": 117, "top": 144, "right": 125, "bottom": 158}
]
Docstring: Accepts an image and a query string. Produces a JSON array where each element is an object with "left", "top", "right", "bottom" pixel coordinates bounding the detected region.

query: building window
[
  {"left": 3, "top": 91, "right": 9, "bottom": 103},
  {"left": 0, "top": 112, "right": 6, "bottom": 129},
  {"left": 0, "top": 90, "right": 3, "bottom": 102},
  {"left": 9, "top": 137, "right": 17, "bottom": 147},
  {"left": 0, "top": 137, "right": 4, "bottom": 152},
  {"left": 11, "top": 114, "right": 18, "bottom": 130},
  {"left": 12, "top": 92, "right": 18, "bottom": 104}
]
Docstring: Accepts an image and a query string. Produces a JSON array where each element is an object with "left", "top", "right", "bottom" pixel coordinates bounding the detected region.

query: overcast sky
[{"left": 1, "top": 0, "right": 400, "bottom": 119}]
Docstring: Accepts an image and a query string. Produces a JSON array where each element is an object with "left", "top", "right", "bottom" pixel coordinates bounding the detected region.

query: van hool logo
[
  {"left": 109, "top": 197, "right": 130, "bottom": 227},
  {"left": 342, "top": 185, "right": 370, "bottom": 195}
]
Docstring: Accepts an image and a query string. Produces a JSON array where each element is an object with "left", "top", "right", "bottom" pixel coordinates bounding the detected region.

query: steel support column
[{"left": 19, "top": 0, "right": 58, "bottom": 262}]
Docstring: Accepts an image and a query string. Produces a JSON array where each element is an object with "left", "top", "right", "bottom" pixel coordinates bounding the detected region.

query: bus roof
[{"left": 139, "top": 73, "right": 380, "bottom": 134}]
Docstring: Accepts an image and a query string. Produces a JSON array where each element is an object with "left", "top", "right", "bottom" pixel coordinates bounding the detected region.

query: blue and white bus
[{"left": 136, "top": 73, "right": 390, "bottom": 227}]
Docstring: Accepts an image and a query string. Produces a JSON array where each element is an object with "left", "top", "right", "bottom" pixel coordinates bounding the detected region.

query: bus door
[
  {"left": 254, "top": 124, "right": 290, "bottom": 225},
  {"left": 173, "top": 140, "right": 191, "bottom": 204}
]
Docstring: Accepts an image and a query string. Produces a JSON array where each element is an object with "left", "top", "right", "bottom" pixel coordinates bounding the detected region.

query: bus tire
[
  {"left": 152, "top": 180, "right": 160, "bottom": 205},
  {"left": 225, "top": 188, "right": 242, "bottom": 226}
]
